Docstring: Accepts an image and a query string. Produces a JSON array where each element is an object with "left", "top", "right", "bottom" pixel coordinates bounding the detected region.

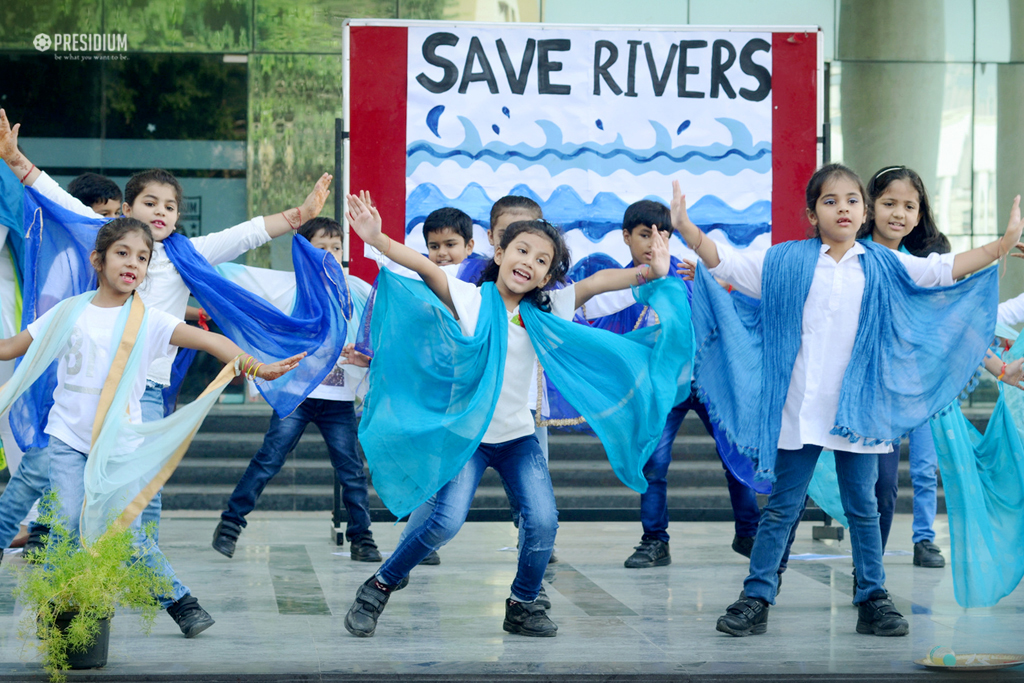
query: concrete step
[{"left": 157, "top": 483, "right": 942, "bottom": 515}]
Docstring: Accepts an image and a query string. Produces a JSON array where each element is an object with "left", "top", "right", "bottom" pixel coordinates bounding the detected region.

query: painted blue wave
[
  {"left": 407, "top": 118, "right": 770, "bottom": 177},
  {"left": 406, "top": 182, "right": 770, "bottom": 248}
]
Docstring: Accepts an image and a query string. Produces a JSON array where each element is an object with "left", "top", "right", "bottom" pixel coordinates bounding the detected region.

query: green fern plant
[{"left": 13, "top": 496, "right": 173, "bottom": 683}]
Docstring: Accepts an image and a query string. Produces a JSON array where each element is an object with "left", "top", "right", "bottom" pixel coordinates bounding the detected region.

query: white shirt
[
  {"left": 710, "top": 241, "right": 956, "bottom": 454},
  {"left": 32, "top": 172, "right": 272, "bottom": 385},
  {"left": 28, "top": 303, "right": 182, "bottom": 453},
  {"left": 998, "top": 291, "right": 1024, "bottom": 327},
  {"left": 445, "top": 272, "right": 577, "bottom": 444}
]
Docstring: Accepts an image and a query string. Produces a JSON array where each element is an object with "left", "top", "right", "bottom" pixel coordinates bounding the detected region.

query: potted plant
[{"left": 13, "top": 499, "right": 172, "bottom": 683}]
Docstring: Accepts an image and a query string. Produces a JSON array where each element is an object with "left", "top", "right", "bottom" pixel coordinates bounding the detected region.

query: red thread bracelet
[{"left": 19, "top": 164, "right": 35, "bottom": 184}]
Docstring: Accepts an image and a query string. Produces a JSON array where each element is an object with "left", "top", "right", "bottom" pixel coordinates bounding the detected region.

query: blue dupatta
[{"left": 693, "top": 238, "right": 997, "bottom": 482}]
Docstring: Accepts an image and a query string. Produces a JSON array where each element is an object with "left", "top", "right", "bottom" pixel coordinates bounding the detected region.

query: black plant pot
[{"left": 52, "top": 612, "right": 110, "bottom": 669}]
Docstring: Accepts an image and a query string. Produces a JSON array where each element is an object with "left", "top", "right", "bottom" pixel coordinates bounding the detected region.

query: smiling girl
[
  {"left": 341, "top": 190, "right": 690, "bottom": 639},
  {"left": 0, "top": 217, "right": 301, "bottom": 637},
  {"left": 674, "top": 163, "right": 1021, "bottom": 639}
]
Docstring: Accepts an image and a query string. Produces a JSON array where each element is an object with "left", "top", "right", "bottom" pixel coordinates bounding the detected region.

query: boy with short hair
[
  {"left": 213, "top": 216, "right": 380, "bottom": 562},
  {"left": 67, "top": 172, "right": 122, "bottom": 217},
  {"left": 423, "top": 207, "right": 474, "bottom": 266},
  {"left": 583, "top": 199, "right": 762, "bottom": 569}
]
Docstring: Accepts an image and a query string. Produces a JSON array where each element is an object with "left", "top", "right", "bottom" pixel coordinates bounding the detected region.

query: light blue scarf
[
  {"left": 693, "top": 238, "right": 997, "bottom": 481},
  {"left": 358, "top": 269, "right": 694, "bottom": 518}
]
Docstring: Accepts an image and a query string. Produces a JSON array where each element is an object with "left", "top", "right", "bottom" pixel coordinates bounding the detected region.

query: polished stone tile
[{"left": 1, "top": 513, "right": 1023, "bottom": 680}]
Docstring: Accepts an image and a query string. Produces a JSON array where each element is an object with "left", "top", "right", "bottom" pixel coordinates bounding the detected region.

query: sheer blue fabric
[
  {"left": 522, "top": 276, "right": 694, "bottom": 493},
  {"left": 359, "top": 270, "right": 696, "bottom": 517},
  {"left": 0, "top": 165, "right": 22, "bottom": 238},
  {"left": 10, "top": 188, "right": 103, "bottom": 449},
  {"left": 357, "top": 269, "right": 506, "bottom": 519},
  {"left": 927, "top": 333, "right": 1024, "bottom": 607},
  {"left": 162, "top": 232, "right": 350, "bottom": 418},
  {"left": 693, "top": 239, "right": 998, "bottom": 482}
]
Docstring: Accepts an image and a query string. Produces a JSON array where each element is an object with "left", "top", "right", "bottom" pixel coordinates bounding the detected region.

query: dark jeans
[
  {"left": 641, "top": 391, "right": 761, "bottom": 543},
  {"left": 222, "top": 398, "right": 371, "bottom": 539}
]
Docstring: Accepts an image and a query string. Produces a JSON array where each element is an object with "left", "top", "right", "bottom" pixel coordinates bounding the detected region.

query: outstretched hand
[
  {"left": 347, "top": 191, "right": 384, "bottom": 248},
  {"left": 340, "top": 343, "right": 371, "bottom": 367},
  {"left": 648, "top": 225, "right": 671, "bottom": 279},
  {"left": 257, "top": 352, "right": 306, "bottom": 381},
  {"left": 300, "top": 173, "right": 333, "bottom": 221},
  {"left": 671, "top": 181, "right": 698, "bottom": 237},
  {"left": 1003, "top": 357, "right": 1024, "bottom": 390},
  {"left": 0, "top": 109, "right": 22, "bottom": 162},
  {"left": 999, "top": 195, "right": 1024, "bottom": 257},
  {"left": 677, "top": 258, "right": 696, "bottom": 281}
]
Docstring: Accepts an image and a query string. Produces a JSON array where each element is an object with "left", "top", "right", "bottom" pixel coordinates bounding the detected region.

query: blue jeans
[
  {"left": 379, "top": 435, "right": 557, "bottom": 602},
  {"left": 140, "top": 383, "right": 166, "bottom": 541},
  {"left": 744, "top": 445, "right": 885, "bottom": 605},
  {"left": 876, "top": 446, "right": 899, "bottom": 550},
  {"left": 908, "top": 423, "right": 938, "bottom": 543},
  {"left": 223, "top": 398, "right": 371, "bottom": 539},
  {"left": 0, "top": 446, "right": 49, "bottom": 547},
  {"left": 46, "top": 436, "right": 188, "bottom": 608},
  {"left": 642, "top": 392, "right": 761, "bottom": 543}
]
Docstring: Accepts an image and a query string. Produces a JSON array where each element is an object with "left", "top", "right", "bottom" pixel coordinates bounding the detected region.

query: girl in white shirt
[
  {"left": 342, "top": 190, "right": 678, "bottom": 639},
  {"left": 673, "top": 163, "right": 1022, "bottom": 639},
  {"left": 0, "top": 217, "right": 301, "bottom": 638}
]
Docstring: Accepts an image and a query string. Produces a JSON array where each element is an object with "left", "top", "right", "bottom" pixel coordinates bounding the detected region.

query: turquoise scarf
[{"left": 359, "top": 269, "right": 694, "bottom": 518}]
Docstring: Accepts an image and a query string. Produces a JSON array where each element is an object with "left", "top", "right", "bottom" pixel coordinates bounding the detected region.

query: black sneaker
[
  {"left": 856, "top": 590, "right": 908, "bottom": 636},
  {"left": 731, "top": 535, "right": 755, "bottom": 558},
  {"left": 349, "top": 532, "right": 383, "bottom": 563},
  {"left": 535, "top": 588, "right": 552, "bottom": 610},
  {"left": 166, "top": 594, "right": 215, "bottom": 638},
  {"left": 211, "top": 520, "right": 242, "bottom": 558},
  {"left": 548, "top": 551, "right": 558, "bottom": 564},
  {"left": 623, "top": 539, "right": 670, "bottom": 568},
  {"left": 716, "top": 596, "right": 769, "bottom": 636},
  {"left": 503, "top": 598, "right": 557, "bottom": 637},
  {"left": 913, "top": 540, "right": 945, "bottom": 568},
  {"left": 344, "top": 576, "right": 394, "bottom": 637},
  {"left": 419, "top": 549, "right": 441, "bottom": 565},
  {"left": 24, "top": 525, "right": 48, "bottom": 564}
]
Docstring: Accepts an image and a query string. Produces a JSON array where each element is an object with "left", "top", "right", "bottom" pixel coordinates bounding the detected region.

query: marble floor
[{"left": 0, "top": 512, "right": 1022, "bottom": 681}]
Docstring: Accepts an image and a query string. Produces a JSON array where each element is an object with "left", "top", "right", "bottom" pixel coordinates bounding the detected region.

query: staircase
[{"left": 1, "top": 402, "right": 996, "bottom": 518}]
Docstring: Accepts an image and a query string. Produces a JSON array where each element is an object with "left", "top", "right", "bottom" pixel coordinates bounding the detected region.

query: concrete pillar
[
  {"left": 997, "top": 2, "right": 1024, "bottom": 300},
  {"left": 838, "top": 1, "right": 945, "bottom": 197}
]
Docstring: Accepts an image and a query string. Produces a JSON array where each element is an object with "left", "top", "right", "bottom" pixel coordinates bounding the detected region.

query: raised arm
[
  {"left": 347, "top": 190, "right": 455, "bottom": 314},
  {"left": 573, "top": 224, "right": 670, "bottom": 309},
  {"left": 262, "top": 173, "right": 333, "bottom": 239},
  {"left": 0, "top": 109, "right": 40, "bottom": 187},
  {"left": 952, "top": 195, "right": 1024, "bottom": 280},
  {"left": 671, "top": 180, "right": 720, "bottom": 268},
  {"left": 169, "top": 324, "right": 304, "bottom": 380},
  {"left": 0, "top": 330, "right": 33, "bottom": 362}
]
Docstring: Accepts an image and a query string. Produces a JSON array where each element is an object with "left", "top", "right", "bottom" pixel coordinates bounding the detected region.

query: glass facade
[{"left": 2, "top": 0, "right": 1023, "bottom": 303}]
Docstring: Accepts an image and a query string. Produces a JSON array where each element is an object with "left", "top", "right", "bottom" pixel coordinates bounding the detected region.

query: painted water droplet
[
  {"left": 426, "top": 105, "right": 444, "bottom": 138},
  {"left": 492, "top": 124, "right": 500, "bottom": 134},
  {"left": 502, "top": 106, "right": 510, "bottom": 118},
  {"left": 676, "top": 120, "right": 691, "bottom": 134},
  {"left": 596, "top": 119, "right": 604, "bottom": 130}
]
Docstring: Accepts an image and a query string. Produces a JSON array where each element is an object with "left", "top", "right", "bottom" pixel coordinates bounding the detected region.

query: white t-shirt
[
  {"left": 32, "top": 172, "right": 272, "bottom": 385},
  {"left": 445, "top": 272, "right": 576, "bottom": 444},
  {"left": 28, "top": 303, "right": 182, "bottom": 453}
]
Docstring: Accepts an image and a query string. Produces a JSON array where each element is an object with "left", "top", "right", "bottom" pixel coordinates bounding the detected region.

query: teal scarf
[
  {"left": 693, "top": 238, "right": 997, "bottom": 481},
  {"left": 359, "top": 269, "right": 694, "bottom": 518}
]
